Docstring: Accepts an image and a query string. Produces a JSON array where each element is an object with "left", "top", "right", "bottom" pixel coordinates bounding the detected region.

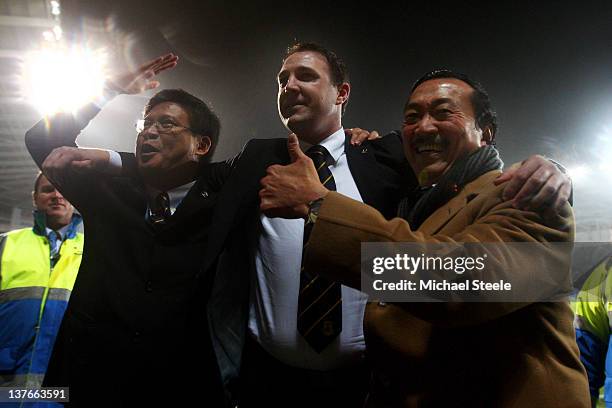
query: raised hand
[
  {"left": 106, "top": 53, "right": 179, "bottom": 95},
  {"left": 259, "top": 134, "right": 329, "bottom": 219}
]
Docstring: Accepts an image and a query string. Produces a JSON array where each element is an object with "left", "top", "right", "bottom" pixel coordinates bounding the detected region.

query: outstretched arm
[{"left": 25, "top": 53, "right": 178, "bottom": 173}]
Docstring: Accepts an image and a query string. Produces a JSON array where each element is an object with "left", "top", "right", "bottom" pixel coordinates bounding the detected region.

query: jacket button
[
  {"left": 133, "top": 331, "right": 141, "bottom": 343},
  {"left": 201, "top": 191, "right": 209, "bottom": 198},
  {"left": 145, "top": 281, "right": 153, "bottom": 292}
]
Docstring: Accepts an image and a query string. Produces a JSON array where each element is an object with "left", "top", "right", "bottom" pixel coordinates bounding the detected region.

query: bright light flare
[
  {"left": 567, "top": 165, "right": 589, "bottom": 183},
  {"left": 21, "top": 46, "right": 107, "bottom": 115}
]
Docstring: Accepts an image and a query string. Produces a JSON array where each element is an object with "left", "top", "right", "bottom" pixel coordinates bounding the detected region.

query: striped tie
[
  {"left": 297, "top": 144, "right": 341, "bottom": 352},
  {"left": 149, "top": 192, "right": 171, "bottom": 224}
]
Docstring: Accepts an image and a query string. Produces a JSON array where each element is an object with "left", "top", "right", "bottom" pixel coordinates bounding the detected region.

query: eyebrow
[
  {"left": 277, "top": 66, "right": 318, "bottom": 81},
  {"left": 405, "top": 98, "right": 456, "bottom": 111},
  {"left": 144, "top": 114, "right": 177, "bottom": 122}
]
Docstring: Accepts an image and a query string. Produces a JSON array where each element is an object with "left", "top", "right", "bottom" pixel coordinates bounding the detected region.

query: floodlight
[{"left": 21, "top": 46, "right": 107, "bottom": 115}]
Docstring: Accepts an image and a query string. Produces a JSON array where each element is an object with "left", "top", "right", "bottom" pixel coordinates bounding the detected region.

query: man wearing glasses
[{"left": 25, "top": 54, "right": 229, "bottom": 406}]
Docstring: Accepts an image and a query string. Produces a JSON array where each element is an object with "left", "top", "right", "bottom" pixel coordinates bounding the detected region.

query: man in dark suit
[
  {"left": 25, "top": 54, "right": 229, "bottom": 406},
  {"left": 201, "top": 43, "right": 413, "bottom": 408}
]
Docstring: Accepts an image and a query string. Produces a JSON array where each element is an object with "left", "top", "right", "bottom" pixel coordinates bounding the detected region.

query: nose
[
  {"left": 414, "top": 113, "right": 438, "bottom": 136},
  {"left": 50, "top": 188, "right": 64, "bottom": 200},
  {"left": 283, "top": 75, "right": 300, "bottom": 94},
  {"left": 141, "top": 126, "right": 160, "bottom": 140}
]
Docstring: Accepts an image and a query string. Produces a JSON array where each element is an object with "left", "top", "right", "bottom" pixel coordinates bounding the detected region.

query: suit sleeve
[
  {"left": 368, "top": 131, "right": 417, "bottom": 196},
  {"left": 25, "top": 103, "right": 101, "bottom": 167},
  {"left": 25, "top": 103, "right": 107, "bottom": 211},
  {"left": 304, "top": 188, "right": 574, "bottom": 327},
  {"left": 574, "top": 257, "right": 612, "bottom": 399}
]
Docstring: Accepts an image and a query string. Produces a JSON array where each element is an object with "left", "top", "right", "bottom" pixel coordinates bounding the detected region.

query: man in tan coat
[{"left": 258, "top": 70, "right": 590, "bottom": 407}]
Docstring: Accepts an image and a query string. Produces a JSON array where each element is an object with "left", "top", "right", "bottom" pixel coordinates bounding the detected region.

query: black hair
[
  {"left": 144, "top": 89, "right": 221, "bottom": 161},
  {"left": 408, "top": 69, "right": 498, "bottom": 143}
]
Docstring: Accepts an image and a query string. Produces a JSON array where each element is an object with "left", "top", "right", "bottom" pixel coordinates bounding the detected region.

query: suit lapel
[
  {"left": 168, "top": 176, "right": 214, "bottom": 227},
  {"left": 419, "top": 171, "right": 501, "bottom": 234},
  {"left": 345, "top": 135, "right": 382, "bottom": 207},
  {"left": 200, "top": 138, "right": 289, "bottom": 274}
]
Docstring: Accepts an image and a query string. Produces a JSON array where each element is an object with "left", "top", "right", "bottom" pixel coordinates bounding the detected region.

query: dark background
[
  {"left": 60, "top": 0, "right": 612, "bottom": 167},
  {"left": 2, "top": 0, "right": 610, "bottom": 237}
]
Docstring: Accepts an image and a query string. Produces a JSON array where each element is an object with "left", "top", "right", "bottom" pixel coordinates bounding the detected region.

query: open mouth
[
  {"left": 415, "top": 143, "right": 444, "bottom": 153},
  {"left": 141, "top": 144, "right": 160, "bottom": 155}
]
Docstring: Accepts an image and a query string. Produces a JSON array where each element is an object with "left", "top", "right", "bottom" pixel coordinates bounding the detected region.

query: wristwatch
[{"left": 306, "top": 197, "right": 325, "bottom": 225}]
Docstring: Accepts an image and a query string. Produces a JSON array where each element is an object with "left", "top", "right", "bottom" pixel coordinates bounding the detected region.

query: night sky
[{"left": 56, "top": 0, "right": 612, "bottom": 233}]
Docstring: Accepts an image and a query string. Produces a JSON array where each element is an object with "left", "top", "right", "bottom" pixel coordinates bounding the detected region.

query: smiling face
[
  {"left": 277, "top": 51, "right": 349, "bottom": 144},
  {"left": 33, "top": 175, "right": 74, "bottom": 229},
  {"left": 402, "top": 78, "right": 486, "bottom": 185},
  {"left": 135, "top": 101, "right": 206, "bottom": 177}
]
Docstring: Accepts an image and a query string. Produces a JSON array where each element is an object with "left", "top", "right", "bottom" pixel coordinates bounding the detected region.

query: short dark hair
[
  {"left": 144, "top": 89, "right": 221, "bottom": 161},
  {"left": 408, "top": 69, "right": 498, "bottom": 143},
  {"left": 285, "top": 42, "right": 350, "bottom": 114}
]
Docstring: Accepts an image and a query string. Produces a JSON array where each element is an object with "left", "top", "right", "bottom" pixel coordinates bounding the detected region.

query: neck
[
  {"left": 294, "top": 123, "right": 342, "bottom": 145},
  {"left": 141, "top": 162, "right": 199, "bottom": 192},
  {"left": 46, "top": 217, "right": 69, "bottom": 231},
  {"left": 417, "top": 170, "right": 442, "bottom": 187}
]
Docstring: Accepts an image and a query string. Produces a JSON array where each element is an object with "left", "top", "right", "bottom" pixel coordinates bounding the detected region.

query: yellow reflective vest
[{"left": 0, "top": 214, "right": 83, "bottom": 389}]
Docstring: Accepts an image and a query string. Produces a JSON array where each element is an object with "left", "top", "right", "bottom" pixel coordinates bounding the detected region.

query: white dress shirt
[{"left": 249, "top": 128, "right": 368, "bottom": 370}]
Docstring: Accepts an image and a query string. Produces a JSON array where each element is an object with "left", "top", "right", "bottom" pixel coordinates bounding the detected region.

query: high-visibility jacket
[
  {"left": 0, "top": 212, "right": 83, "bottom": 393},
  {"left": 574, "top": 255, "right": 612, "bottom": 406}
]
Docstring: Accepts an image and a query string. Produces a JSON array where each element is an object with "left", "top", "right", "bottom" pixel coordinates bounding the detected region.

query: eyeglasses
[{"left": 135, "top": 119, "right": 196, "bottom": 134}]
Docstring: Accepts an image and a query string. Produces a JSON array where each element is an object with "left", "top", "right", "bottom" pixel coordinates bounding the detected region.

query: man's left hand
[
  {"left": 259, "top": 134, "right": 329, "bottom": 219},
  {"left": 345, "top": 127, "right": 380, "bottom": 145},
  {"left": 494, "top": 155, "right": 571, "bottom": 212}
]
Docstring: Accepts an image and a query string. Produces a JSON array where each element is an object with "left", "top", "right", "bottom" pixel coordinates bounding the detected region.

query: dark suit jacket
[
  {"left": 304, "top": 172, "right": 590, "bottom": 407},
  {"left": 203, "top": 134, "right": 415, "bottom": 401},
  {"left": 25, "top": 104, "right": 230, "bottom": 406}
]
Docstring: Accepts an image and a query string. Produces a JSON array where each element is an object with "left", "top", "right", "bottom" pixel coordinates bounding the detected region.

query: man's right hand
[
  {"left": 42, "top": 147, "right": 111, "bottom": 186},
  {"left": 106, "top": 53, "right": 179, "bottom": 95}
]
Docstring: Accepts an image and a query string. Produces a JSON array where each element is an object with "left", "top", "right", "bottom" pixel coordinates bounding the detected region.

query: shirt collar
[
  {"left": 45, "top": 223, "right": 70, "bottom": 240},
  {"left": 300, "top": 127, "right": 345, "bottom": 165},
  {"left": 167, "top": 181, "right": 196, "bottom": 211},
  {"left": 145, "top": 180, "right": 196, "bottom": 214}
]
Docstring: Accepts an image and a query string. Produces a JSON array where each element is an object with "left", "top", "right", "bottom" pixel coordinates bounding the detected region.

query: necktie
[
  {"left": 48, "top": 230, "right": 61, "bottom": 268},
  {"left": 149, "top": 192, "right": 171, "bottom": 224},
  {"left": 297, "top": 144, "right": 342, "bottom": 352}
]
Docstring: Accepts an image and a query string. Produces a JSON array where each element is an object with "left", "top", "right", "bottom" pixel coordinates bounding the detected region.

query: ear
[
  {"left": 480, "top": 126, "right": 494, "bottom": 146},
  {"left": 336, "top": 82, "right": 350, "bottom": 106},
  {"left": 194, "top": 135, "right": 212, "bottom": 159}
]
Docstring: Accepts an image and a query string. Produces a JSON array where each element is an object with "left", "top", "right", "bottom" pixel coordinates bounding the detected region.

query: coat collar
[{"left": 418, "top": 170, "right": 502, "bottom": 234}]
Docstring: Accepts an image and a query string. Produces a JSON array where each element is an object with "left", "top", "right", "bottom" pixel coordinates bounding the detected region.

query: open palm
[{"left": 107, "top": 53, "right": 179, "bottom": 94}]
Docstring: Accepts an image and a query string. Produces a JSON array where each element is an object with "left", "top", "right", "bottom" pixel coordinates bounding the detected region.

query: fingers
[
  {"left": 511, "top": 165, "right": 553, "bottom": 209},
  {"left": 70, "top": 160, "right": 94, "bottom": 172},
  {"left": 137, "top": 53, "right": 177, "bottom": 73},
  {"left": 500, "top": 156, "right": 542, "bottom": 201},
  {"left": 494, "top": 167, "right": 515, "bottom": 186},
  {"left": 42, "top": 147, "right": 78, "bottom": 186},
  {"left": 144, "top": 80, "right": 161, "bottom": 90},
  {"left": 346, "top": 128, "right": 380, "bottom": 146},
  {"left": 552, "top": 182, "right": 572, "bottom": 213},
  {"left": 287, "top": 134, "right": 306, "bottom": 163},
  {"left": 152, "top": 57, "right": 179, "bottom": 74},
  {"left": 522, "top": 172, "right": 562, "bottom": 210}
]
